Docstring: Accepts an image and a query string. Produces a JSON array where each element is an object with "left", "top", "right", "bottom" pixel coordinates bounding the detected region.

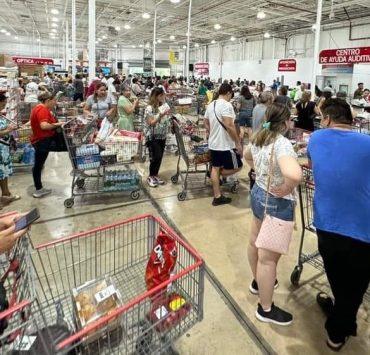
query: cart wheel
[
  {"left": 230, "top": 184, "right": 239, "bottom": 194},
  {"left": 171, "top": 175, "right": 179, "bottom": 184},
  {"left": 290, "top": 265, "right": 303, "bottom": 286},
  {"left": 130, "top": 190, "right": 140, "bottom": 200},
  {"left": 76, "top": 178, "right": 85, "bottom": 189},
  {"left": 64, "top": 198, "right": 74, "bottom": 208},
  {"left": 177, "top": 192, "right": 187, "bottom": 201}
]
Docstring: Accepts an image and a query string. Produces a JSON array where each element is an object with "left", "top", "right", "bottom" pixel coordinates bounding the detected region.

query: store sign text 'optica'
[
  {"left": 12, "top": 57, "right": 54, "bottom": 65},
  {"left": 319, "top": 47, "right": 370, "bottom": 64}
]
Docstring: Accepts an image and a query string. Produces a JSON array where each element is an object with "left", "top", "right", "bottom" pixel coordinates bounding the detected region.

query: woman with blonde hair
[
  {"left": 144, "top": 87, "right": 170, "bottom": 187},
  {"left": 244, "top": 102, "right": 302, "bottom": 325}
]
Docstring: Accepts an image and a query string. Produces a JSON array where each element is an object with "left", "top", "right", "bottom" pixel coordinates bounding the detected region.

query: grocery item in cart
[
  {"left": 145, "top": 229, "right": 177, "bottom": 292},
  {"left": 72, "top": 276, "right": 123, "bottom": 345}
]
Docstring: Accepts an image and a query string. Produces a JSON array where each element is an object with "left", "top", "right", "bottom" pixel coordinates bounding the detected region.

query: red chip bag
[{"left": 145, "top": 229, "right": 177, "bottom": 291}]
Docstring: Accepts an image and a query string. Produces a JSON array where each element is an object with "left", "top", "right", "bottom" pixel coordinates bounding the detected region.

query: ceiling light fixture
[
  {"left": 14, "top": 36, "right": 18, "bottom": 40},
  {"left": 214, "top": 23, "right": 221, "bottom": 30},
  {"left": 36, "top": 38, "right": 40, "bottom": 42},
  {"left": 194, "top": 43, "right": 199, "bottom": 47},
  {"left": 183, "top": 45, "right": 186, "bottom": 49},
  {"left": 102, "top": 35, "right": 107, "bottom": 39},
  {"left": 157, "top": 39, "right": 162, "bottom": 43},
  {"left": 51, "top": 23, "right": 58, "bottom": 28},
  {"left": 115, "top": 26, "right": 121, "bottom": 31},
  {"left": 139, "top": 44, "right": 143, "bottom": 47},
  {"left": 170, "top": 35, "right": 175, "bottom": 40},
  {"left": 5, "top": 32, "right": 10, "bottom": 36},
  {"left": 113, "top": 44, "right": 118, "bottom": 48},
  {"left": 132, "top": 45, "right": 136, "bottom": 48},
  {"left": 50, "top": 9, "right": 59, "bottom": 15},
  {"left": 312, "top": 23, "right": 317, "bottom": 31},
  {"left": 142, "top": 12, "right": 151, "bottom": 19},
  {"left": 170, "top": 0, "right": 181, "bottom": 3},
  {"left": 329, "top": 0, "right": 335, "bottom": 19},
  {"left": 211, "top": 39, "right": 216, "bottom": 44},
  {"left": 264, "top": 32, "right": 271, "bottom": 38},
  {"left": 257, "top": 11, "right": 266, "bottom": 19},
  {"left": 230, "top": 36, "right": 236, "bottom": 41},
  {"left": 98, "top": 38, "right": 102, "bottom": 42},
  {"left": 51, "top": 29, "right": 57, "bottom": 33},
  {"left": 51, "top": 17, "right": 58, "bottom": 22},
  {"left": 124, "top": 24, "right": 131, "bottom": 30},
  {"left": 0, "top": 29, "right": 6, "bottom": 33}
]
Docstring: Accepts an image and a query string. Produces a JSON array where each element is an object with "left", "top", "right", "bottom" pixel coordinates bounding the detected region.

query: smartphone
[{"left": 15, "top": 208, "right": 40, "bottom": 232}]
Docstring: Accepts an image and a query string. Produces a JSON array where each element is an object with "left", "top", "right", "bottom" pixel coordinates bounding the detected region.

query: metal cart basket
[
  {"left": 6, "top": 214, "right": 204, "bottom": 354},
  {"left": 291, "top": 166, "right": 370, "bottom": 303},
  {"left": 62, "top": 116, "right": 142, "bottom": 208},
  {"left": 170, "top": 118, "right": 239, "bottom": 201}
]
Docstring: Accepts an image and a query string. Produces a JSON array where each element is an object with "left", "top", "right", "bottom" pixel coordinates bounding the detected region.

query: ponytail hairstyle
[
  {"left": 251, "top": 102, "right": 291, "bottom": 147},
  {"left": 93, "top": 82, "right": 107, "bottom": 102}
]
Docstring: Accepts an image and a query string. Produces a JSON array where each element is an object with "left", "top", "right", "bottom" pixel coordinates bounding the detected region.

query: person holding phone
[
  {"left": 144, "top": 87, "right": 170, "bottom": 187},
  {"left": 0, "top": 213, "right": 29, "bottom": 254},
  {"left": 30, "top": 92, "right": 66, "bottom": 198},
  {"left": 0, "top": 94, "right": 21, "bottom": 208}
]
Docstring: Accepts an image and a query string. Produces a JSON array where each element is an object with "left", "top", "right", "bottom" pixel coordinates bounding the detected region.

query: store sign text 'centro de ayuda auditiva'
[
  {"left": 319, "top": 47, "right": 370, "bottom": 64},
  {"left": 12, "top": 57, "right": 54, "bottom": 65}
]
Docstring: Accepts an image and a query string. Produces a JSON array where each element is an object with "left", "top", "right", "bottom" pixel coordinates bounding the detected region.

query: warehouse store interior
[{"left": 0, "top": 0, "right": 370, "bottom": 354}]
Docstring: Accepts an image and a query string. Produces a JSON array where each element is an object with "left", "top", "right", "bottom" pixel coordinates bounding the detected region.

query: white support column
[
  {"left": 185, "top": 0, "right": 192, "bottom": 82},
  {"left": 72, "top": 0, "right": 77, "bottom": 77},
  {"left": 65, "top": 20, "right": 69, "bottom": 72},
  {"left": 115, "top": 46, "right": 118, "bottom": 74},
  {"left": 88, "top": 0, "right": 96, "bottom": 83},
  {"left": 153, "top": 6, "right": 157, "bottom": 76},
  {"left": 312, "top": 0, "right": 323, "bottom": 99},
  {"left": 272, "top": 37, "right": 276, "bottom": 60}
]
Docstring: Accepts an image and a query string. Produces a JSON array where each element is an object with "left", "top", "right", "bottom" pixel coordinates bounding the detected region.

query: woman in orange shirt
[{"left": 30, "top": 92, "right": 66, "bottom": 198}]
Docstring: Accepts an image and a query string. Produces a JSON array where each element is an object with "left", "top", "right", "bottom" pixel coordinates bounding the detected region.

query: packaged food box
[
  {"left": 76, "top": 154, "right": 101, "bottom": 170},
  {"left": 100, "top": 151, "right": 117, "bottom": 166},
  {"left": 76, "top": 144, "right": 100, "bottom": 157},
  {"left": 72, "top": 276, "right": 123, "bottom": 345}
]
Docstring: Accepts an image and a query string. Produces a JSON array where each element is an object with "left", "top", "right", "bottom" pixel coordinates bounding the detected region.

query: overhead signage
[
  {"left": 322, "top": 64, "right": 354, "bottom": 74},
  {"left": 12, "top": 57, "right": 54, "bottom": 65},
  {"left": 194, "top": 62, "right": 209, "bottom": 75},
  {"left": 319, "top": 47, "right": 370, "bottom": 64},
  {"left": 278, "top": 59, "right": 296, "bottom": 72}
]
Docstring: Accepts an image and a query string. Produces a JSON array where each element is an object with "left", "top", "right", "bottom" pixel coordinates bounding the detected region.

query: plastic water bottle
[
  {"left": 28, "top": 146, "right": 35, "bottom": 165},
  {"left": 22, "top": 145, "right": 30, "bottom": 165}
]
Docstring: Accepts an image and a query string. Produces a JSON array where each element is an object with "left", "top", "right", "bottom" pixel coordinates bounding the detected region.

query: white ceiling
[{"left": 1, "top": 0, "right": 370, "bottom": 50}]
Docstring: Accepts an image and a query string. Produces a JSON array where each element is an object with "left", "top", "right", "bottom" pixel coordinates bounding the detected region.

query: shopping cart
[
  {"left": 63, "top": 116, "right": 142, "bottom": 208},
  {"left": 290, "top": 165, "right": 322, "bottom": 285},
  {"left": 170, "top": 118, "right": 239, "bottom": 201},
  {"left": 9, "top": 214, "right": 204, "bottom": 354},
  {"left": 55, "top": 100, "right": 84, "bottom": 122},
  {"left": 352, "top": 116, "right": 370, "bottom": 135},
  {"left": 0, "top": 214, "right": 35, "bottom": 351},
  {"left": 291, "top": 166, "right": 370, "bottom": 303}
]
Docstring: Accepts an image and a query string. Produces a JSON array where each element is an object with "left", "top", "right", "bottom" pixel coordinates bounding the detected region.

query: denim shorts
[
  {"left": 251, "top": 184, "right": 294, "bottom": 221},
  {"left": 238, "top": 111, "right": 252, "bottom": 127}
]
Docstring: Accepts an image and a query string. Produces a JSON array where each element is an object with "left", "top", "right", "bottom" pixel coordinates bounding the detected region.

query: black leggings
[
  {"left": 32, "top": 135, "right": 67, "bottom": 190},
  {"left": 317, "top": 229, "right": 370, "bottom": 343},
  {"left": 147, "top": 139, "right": 166, "bottom": 177}
]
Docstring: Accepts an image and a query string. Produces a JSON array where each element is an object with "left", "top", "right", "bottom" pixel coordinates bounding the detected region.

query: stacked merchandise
[{"left": 103, "top": 169, "right": 140, "bottom": 192}]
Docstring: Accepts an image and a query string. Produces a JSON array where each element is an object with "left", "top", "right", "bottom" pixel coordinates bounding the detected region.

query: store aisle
[{"left": 6, "top": 152, "right": 370, "bottom": 354}]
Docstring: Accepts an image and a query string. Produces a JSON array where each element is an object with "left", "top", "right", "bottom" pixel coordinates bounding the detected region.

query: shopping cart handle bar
[{"left": 0, "top": 300, "right": 30, "bottom": 320}]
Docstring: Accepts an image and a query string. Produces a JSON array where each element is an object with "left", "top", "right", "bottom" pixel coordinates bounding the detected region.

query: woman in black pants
[
  {"left": 144, "top": 87, "right": 170, "bottom": 187},
  {"left": 30, "top": 92, "right": 66, "bottom": 198}
]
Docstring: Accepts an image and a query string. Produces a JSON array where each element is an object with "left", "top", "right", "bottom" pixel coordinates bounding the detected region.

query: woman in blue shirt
[{"left": 307, "top": 98, "right": 370, "bottom": 351}]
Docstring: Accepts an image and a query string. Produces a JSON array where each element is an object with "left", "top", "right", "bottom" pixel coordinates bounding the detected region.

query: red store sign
[
  {"left": 194, "top": 62, "right": 209, "bottom": 75},
  {"left": 12, "top": 57, "right": 54, "bottom": 65},
  {"left": 278, "top": 59, "right": 296, "bottom": 72},
  {"left": 319, "top": 47, "right": 370, "bottom": 64}
]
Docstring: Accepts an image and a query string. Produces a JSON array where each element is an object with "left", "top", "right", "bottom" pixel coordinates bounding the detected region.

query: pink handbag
[{"left": 255, "top": 141, "right": 295, "bottom": 255}]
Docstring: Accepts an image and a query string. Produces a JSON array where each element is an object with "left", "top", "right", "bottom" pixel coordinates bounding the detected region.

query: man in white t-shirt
[{"left": 204, "top": 83, "right": 243, "bottom": 206}]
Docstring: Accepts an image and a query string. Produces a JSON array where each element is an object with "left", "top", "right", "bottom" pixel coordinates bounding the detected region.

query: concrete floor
[{"left": 6, "top": 151, "right": 370, "bottom": 354}]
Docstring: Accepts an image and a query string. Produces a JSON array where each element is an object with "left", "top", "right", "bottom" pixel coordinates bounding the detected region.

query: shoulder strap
[
  {"left": 263, "top": 141, "right": 276, "bottom": 216},
  {"left": 213, "top": 101, "right": 227, "bottom": 131}
]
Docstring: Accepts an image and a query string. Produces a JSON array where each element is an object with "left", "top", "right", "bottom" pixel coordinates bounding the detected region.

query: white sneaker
[
  {"left": 147, "top": 177, "right": 158, "bottom": 188},
  {"left": 33, "top": 188, "right": 52, "bottom": 198}
]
